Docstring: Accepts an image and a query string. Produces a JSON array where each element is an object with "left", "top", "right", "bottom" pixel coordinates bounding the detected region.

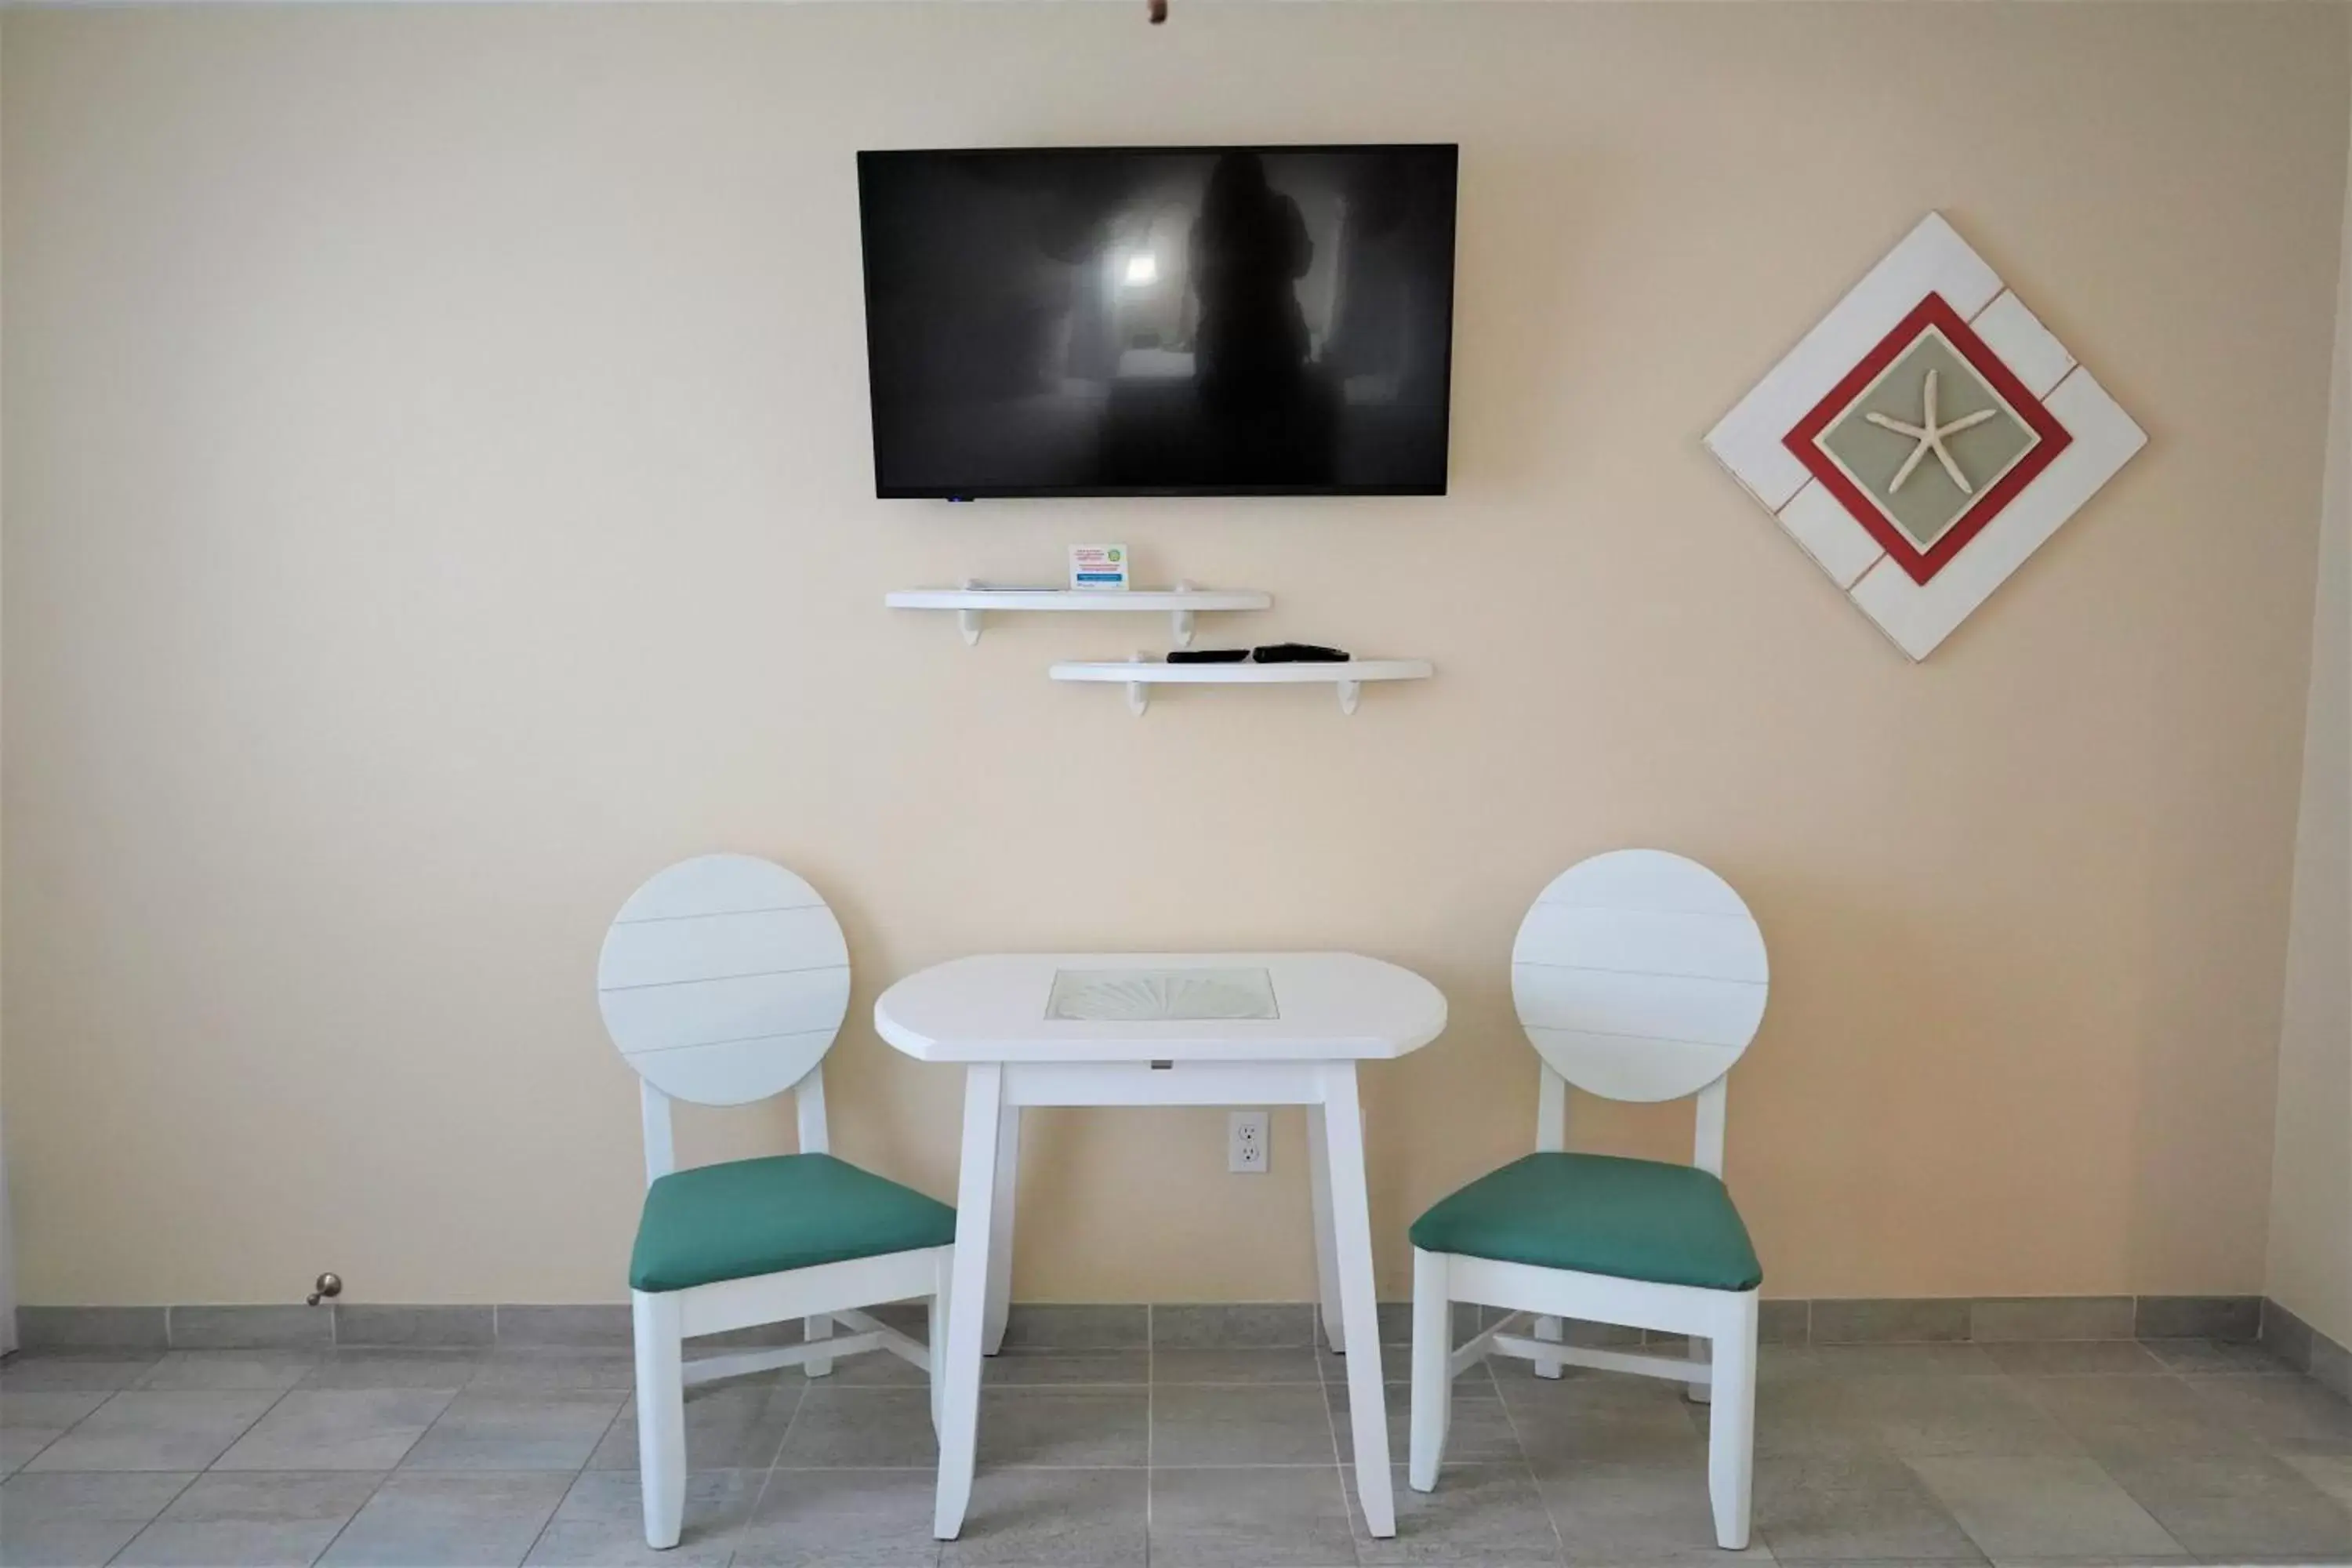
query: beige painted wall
[
  {"left": 2266, "top": 61, "right": 2352, "bottom": 1349},
  {"left": 2, "top": 2, "right": 2346, "bottom": 1308}
]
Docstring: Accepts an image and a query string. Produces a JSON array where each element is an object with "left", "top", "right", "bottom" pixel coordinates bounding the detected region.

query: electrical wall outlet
[{"left": 1229, "top": 1109, "right": 1269, "bottom": 1174}]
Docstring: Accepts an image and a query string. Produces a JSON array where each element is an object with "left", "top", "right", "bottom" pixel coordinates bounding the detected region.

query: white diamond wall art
[{"left": 1706, "top": 214, "right": 2146, "bottom": 660}]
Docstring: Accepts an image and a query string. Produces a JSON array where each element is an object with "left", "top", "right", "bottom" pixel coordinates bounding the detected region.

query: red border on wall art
[{"left": 1783, "top": 292, "right": 2074, "bottom": 586}]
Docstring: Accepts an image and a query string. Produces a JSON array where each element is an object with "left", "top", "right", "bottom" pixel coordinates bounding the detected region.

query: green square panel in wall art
[{"left": 1814, "top": 329, "right": 2038, "bottom": 553}]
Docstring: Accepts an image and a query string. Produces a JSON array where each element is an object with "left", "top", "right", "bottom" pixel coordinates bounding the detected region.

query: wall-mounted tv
[{"left": 857, "top": 144, "right": 1459, "bottom": 499}]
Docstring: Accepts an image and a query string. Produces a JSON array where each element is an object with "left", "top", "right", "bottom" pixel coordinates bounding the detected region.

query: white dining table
[{"left": 873, "top": 951, "right": 1448, "bottom": 1541}]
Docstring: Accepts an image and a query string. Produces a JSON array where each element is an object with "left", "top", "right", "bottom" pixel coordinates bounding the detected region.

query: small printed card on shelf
[{"left": 1068, "top": 544, "right": 1130, "bottom": 591}]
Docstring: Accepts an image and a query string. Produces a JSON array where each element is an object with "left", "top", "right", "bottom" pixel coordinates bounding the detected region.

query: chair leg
[
  {"left": 1532, "top": 1314, "right": 1566, "bottom": 1379},
  {"left": 1686, "top": 1332, "right": 1712, "bottom": 1404},
  {"left": 804, "top": 1314, "right": 834, "bottom": 1378},
  {"left": 929, "top": 1250, "right": 951, "bottom": 1439},
  {"left": 632, "top": 1290, "right": 686, "bottom": 1550},
  {"left": 1407, "top": 1248, "right": 1451, "bottom": 1492},
  {"left": 1706, "top": 1294, "right": 1758, "bottom": 1551}
]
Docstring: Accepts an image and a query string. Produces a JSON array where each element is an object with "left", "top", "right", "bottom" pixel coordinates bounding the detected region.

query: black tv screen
[{"left": 857, "top": 144, "right": 1458, "bottom": 498}]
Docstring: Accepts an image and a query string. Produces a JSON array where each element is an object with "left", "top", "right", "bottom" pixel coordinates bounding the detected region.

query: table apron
[{"left": 1001, "top": 1059, "right": 1338, "bottom": 1108}]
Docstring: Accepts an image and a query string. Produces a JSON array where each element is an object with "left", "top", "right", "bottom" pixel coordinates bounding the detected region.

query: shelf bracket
[
  {"left": 957, "top": 579, "right": 984, "bottom": 646},
  {"left": 1171, "top": 580, "right": 1196, "bottom": 649},
  {"left": 1337, "top": 678, "right": 1362, "bottom": 716},
  {"left": 1124, "top": 652, "right": 1149, "bottom": 717}
]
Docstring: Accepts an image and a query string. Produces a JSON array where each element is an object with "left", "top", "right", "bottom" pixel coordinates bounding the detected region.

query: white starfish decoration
[{"left": 1865, "top": 368, "right": 2001, "bottom": 494}]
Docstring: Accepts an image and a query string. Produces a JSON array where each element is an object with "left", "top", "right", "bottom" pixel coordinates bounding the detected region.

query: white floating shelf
[
  {"left": 1051, "top": 656, "right": 1434, "bottom": 717},
  {"left": 886, "top": 582, "right": 1272, "bottom": 647}
]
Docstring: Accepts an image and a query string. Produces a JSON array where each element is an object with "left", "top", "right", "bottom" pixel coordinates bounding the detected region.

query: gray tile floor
[{"left": 2, "top": 1334, "right": 2348, "bottom": 1567}]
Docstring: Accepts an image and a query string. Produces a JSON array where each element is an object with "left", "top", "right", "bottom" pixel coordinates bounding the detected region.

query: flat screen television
[{"left": 857, "top": 144, "right": 1459, "bottom": 499}]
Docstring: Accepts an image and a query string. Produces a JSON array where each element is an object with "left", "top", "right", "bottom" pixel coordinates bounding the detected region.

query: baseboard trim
[
  {"left": 10, "top": 1292, "right": 2282, "bottom": 1356},
  {"left": 2259, "top": 1295, "right": 2352, "bottom": 1399}
]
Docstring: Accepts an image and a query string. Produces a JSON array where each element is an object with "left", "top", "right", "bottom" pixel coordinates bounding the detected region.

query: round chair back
[
  {"left": 1511, "top": 848, "right": 1767, "bottom": 1103},
  {"left": 597, "top": 854, "right": 851, "bottom": 1106}
]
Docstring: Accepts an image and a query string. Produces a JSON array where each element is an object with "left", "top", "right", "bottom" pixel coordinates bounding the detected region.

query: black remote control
[
  {"left": 1166, "top": 648, "right": 1250, "bottom": 664},
  {"left": 1252, "top": 643, "right": 1350, "bottom": 663}
]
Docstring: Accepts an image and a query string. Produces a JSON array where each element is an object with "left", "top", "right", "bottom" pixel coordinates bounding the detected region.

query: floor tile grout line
[
  {"left": 740, "top": 1359, "right": 818, "bottom": 1564},
  {"left": 511, "top": 1460, "right": 576, "bottom": 1567},
  {"left": 92, "top": 1465, "right": 208, "bottom": 1568},
  {"left": 1309, "top": 1311, "right": 1364, "bottom": 1565},
  {"left": 1893, "top": 1443, "right": 2194, "bottom": 1565},
  {"left": 512, "top": 1388, "right": 644, "bottom": 1566},
  {"left": 1145, "top": 1306, "right": 1155, "bottom": 1568},
  {"left": 299, "top": 1458, "right": 401, "bottom": 1568},
  {"left": 83, "top": 1374, "right": 304, "bottom": 1563},
  {"left": 1475, "top": 1333, "right": 1573, "bottom": 1568},
  {"left": 770, "top": 1460, "right": 1354, "bottom": 1471}
]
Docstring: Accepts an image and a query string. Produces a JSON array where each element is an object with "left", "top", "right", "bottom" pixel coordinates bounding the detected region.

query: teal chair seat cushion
[
  {"left": 1409, "top": 1152, "right": 1762, "bottom": 1292},
  {"left": 630, "top": 1153, "right": 956, "bottom": 1294}
]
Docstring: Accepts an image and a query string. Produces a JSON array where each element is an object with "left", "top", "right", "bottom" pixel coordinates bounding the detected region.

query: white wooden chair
[
  {"left": 597, "top": 854, "right": 954, "bottom": 1550},
  {"left": 1407, "top": 849, "right": 1768, "bottom": 1549}
]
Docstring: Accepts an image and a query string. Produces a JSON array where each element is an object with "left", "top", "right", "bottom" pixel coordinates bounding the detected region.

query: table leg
[
  {"left": 1305, "top": 1105, "right": 1345, "bottom": 1354},
  {"left": 933, "top": 1063, "right": 1004, "bottom": 1541},
  {"left": 1319, "top": 1062, "right": 1396, "bottom": 1537},
  {"left": 983, "top": 1105, "right": 1020, "bottom": 1356}
]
